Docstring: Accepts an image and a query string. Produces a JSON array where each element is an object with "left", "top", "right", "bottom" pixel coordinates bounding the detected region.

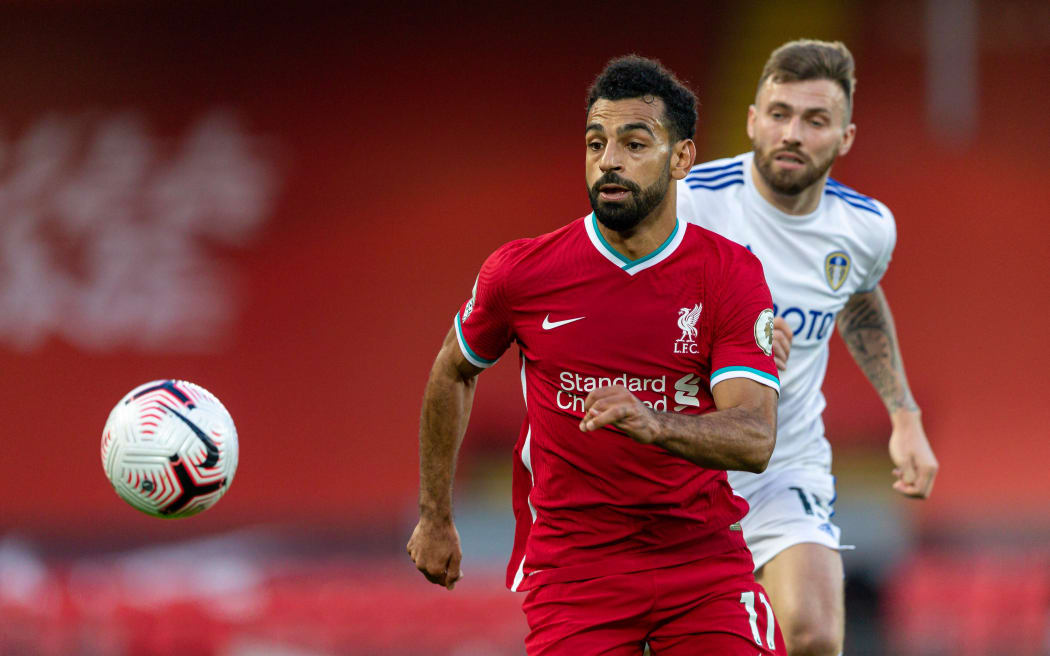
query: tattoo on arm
[{"left": 837, "top": 286, "right": 919, "bottom": 413}]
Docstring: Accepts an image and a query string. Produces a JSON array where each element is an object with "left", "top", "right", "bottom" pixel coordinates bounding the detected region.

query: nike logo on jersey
[{"left": 542, "top": 314, "right": 586, "bottom": 330}]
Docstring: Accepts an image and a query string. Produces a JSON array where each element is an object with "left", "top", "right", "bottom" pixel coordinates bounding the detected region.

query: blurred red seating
[
  {"left": 0, "top": 558, "right": 526, "bottom": 655},
  {"left": 884, "top": 549, "right": 1050, "bottom": 656}
]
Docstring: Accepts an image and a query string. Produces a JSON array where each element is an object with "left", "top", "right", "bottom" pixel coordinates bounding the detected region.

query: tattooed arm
[{"left": 837, "top": 286, "right": 938, "bottom": 498}]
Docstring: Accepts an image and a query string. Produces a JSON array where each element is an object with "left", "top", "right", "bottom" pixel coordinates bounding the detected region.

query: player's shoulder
[
  {"left": 821, "top": 177, "right": 897, "bottom": 256},
  {"left": 682, "top": 221, "right": 764, "bottom": 273},
  {"left": 681, "top": 223, "right": 770, "bottom": 313},
  {"left": 678, "top": 155, "right": 749, "bottom": 227},
  {"left": 481, "top": 215, "right": 587, "bottom": 275},
  {"left": 681, "top": 153, "right": 748, "bottom": 194},
  {"left": 823, "top": 177, "right": 895, "bottom": 224}
]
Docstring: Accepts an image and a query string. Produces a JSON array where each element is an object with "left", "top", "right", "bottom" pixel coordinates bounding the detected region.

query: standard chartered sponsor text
[{"left": 557, "top": 371, "right": 677, "bottom": 412}]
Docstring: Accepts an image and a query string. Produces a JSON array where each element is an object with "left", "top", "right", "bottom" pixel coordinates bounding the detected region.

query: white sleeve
[{"left": 857, "top": 202, "right": 898, "bottom": 292}]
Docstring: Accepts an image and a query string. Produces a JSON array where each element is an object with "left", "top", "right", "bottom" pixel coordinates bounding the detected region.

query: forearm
[
  {"left": 837, "top": 286, "right": 919, "bottom": 415},
  {"left": 651, "top": 405, "right": 775, "bottom": 473},
  {"left": 418, "top": 347, "right": 477, "bottom": 521}
]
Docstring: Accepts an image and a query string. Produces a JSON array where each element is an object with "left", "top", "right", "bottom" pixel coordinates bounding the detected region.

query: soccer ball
[{"left": 101, "top": 380, "right": 238, "bottom": 518}]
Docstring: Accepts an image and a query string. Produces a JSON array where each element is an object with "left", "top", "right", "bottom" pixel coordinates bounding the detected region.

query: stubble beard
[
  {"left": 588, "top": 163, "right": 672, "bottom": 234},
  {"left": 753, "top": 144, "right": 836, "bottom": 196}
]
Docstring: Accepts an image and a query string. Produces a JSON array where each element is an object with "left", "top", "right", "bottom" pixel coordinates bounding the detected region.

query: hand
[
  {"left": 407, "top": 517, "right": 463, "bottom": 590},
  {"left": 888, "top": 411, "right": 938, "bottom": 498},
  {"left": 773, "top": 317, "right": 792, "bottom": 371},
  {"left": 579, "top": 385, "right": 660, "bottom": 444}
]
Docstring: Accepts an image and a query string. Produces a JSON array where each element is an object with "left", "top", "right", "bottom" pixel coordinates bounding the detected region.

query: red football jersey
[{"left": 454, "top": 214, "right": 780, "bottom": 591}]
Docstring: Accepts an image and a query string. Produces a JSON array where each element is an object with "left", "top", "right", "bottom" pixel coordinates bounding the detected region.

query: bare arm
[
  {"left": 406, "top": 327, "right": 484, "bottom": 590},
  {"left": 580, "top": 377, "right": 778, "bottom": 473},
  {"left": 773, "top": 316, "right": 792, "bottom": 371},
  {"left": 837, "top": 286, "right": 918, "bottom": 414},
  {"left": 837, "top": 285, "right": 938, "bottom": 498}
]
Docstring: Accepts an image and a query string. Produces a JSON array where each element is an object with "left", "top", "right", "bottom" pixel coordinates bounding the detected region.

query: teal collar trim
[{"left": 586, "top": 213, "right": 686, "bottom": 275}]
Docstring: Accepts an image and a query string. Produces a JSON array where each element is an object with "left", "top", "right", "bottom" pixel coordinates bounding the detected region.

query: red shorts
[{"left": 521, "top": 547, "right": 785, "bottom": 655}]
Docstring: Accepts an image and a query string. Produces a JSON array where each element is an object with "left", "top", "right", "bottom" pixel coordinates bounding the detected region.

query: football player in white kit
[{"left": 676, "top": 40, "right": 939, "bottom": 655}]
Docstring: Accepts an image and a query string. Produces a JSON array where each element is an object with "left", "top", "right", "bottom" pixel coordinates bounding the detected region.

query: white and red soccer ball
[{"left": 101, "top": 380, "right": 238, "bottom": 518}]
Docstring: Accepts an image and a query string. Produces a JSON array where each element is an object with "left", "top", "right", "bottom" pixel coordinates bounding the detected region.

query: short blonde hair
[{"left": 757, "top": 39, "right": 856, "bottom": 119}]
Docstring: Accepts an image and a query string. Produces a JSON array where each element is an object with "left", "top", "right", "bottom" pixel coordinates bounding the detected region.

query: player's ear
[
  {"left": 670, "top": 138, "right": 696, "bottom": 180},
  {"left": 838, "top": 122, "right": 857, "bottom": 157},
  {"left": 746, "top": 104, "right": 757, "bottom": 140}
]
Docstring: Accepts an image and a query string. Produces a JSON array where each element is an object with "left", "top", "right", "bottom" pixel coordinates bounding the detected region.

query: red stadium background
[{"left": 1, "top": 2, "right": 1047, "bottom": 654}]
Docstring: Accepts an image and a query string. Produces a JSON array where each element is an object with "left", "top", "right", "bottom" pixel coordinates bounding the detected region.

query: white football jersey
[{"left": 677, "top": 152, "right": 896, "bottom": 491}]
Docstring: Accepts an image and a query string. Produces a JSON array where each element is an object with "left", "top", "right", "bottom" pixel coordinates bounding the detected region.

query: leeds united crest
[{"left": 824, "top": 251, "right": 851, "bottom": 291}]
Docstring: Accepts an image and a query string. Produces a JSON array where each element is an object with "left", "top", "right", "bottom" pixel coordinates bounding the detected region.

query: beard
[
  {"left": 753, "top": 143, "right": 836, "bottom": 196},
  {"left": 588, "top": 163, "right": 671, "bottom": 233}
]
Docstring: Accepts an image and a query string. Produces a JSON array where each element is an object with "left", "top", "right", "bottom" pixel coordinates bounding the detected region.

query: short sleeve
[
  {"left": 453, "top": 245, "right": 516, "bottom": 369},
  {"left": 710, "top": 250, "right": 780, "bottom": 394},
  {"left": 856, "top": 202, "right": 898, "bottom": 292}
]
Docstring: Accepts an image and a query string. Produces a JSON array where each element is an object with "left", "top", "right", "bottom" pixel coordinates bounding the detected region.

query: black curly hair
[{"left": 586, "top": 55, "right": 698, "bottom": 143}]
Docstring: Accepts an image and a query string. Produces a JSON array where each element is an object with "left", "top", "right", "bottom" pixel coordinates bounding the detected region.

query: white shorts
[{"left": 734, "top": 467, "right": 852, "bottom": 572}]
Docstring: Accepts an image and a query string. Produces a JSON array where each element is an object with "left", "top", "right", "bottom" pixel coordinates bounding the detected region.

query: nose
[
  {"left": 598, "top": 142, "right": 623, "bottom": 173},
  {"left": 781, "top": 116, "right": 803, "bottom": 145}
]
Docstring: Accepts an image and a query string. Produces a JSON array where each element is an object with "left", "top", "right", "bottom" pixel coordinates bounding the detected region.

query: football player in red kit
[{"left": 408, "top": 55, "right": 786, "bottom": 655}]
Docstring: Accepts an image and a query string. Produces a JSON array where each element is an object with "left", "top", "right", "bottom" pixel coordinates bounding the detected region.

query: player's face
[
  {"left": 748, "top": 78, "right": 856, "bottom": 196},
  {"left": 585, "top": 97, "right": 684, "bottom": 232}
]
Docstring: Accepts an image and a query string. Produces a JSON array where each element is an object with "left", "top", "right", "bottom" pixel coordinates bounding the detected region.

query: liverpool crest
[{"left": 675, "top": 303, "right": 702, "bottom": 354}]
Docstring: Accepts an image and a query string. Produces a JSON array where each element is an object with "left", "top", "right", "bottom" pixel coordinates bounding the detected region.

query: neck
[
  {"left": 749, "top": 160, "right": 826, "bottom": 215},
  {"left": 595, "top": 193, "right": 677, "bottom": 261}
]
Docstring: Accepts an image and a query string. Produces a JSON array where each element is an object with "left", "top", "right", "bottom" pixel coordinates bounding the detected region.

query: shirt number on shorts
[
  {"left": 740, "top": 590, "right": 776, "bottom": 649},
  {"left": 789, "top": 486, "right": 830, "bottom": 520}
]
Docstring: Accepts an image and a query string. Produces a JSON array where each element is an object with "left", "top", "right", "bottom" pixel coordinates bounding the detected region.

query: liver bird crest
[{"left": 677, "top": 304, "right": 702, "bottom": 343}]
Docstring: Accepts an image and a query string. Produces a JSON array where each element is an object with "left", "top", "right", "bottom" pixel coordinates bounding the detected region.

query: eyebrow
[
  {"left": 768, "top": 101, "right": 832, "bottom": 116},
  {"left": 617, "top": 122, "right": 656, "bottom": 138},
  {"left": 584, "top": 122, "right": 657, "bottom": 137}
]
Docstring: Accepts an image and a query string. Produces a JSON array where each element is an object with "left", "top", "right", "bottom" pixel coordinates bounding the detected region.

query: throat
[{"left": 596, "top": 213, "right": 676, "bottom": 262}]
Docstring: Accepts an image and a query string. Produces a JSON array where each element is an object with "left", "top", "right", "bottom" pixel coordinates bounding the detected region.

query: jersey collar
[{"left": 585, "top": 213, "right": 686, "bottom": 276}]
